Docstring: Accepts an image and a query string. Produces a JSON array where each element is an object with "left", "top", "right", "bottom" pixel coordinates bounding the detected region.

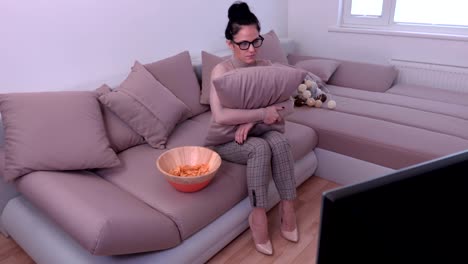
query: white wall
[
  {"left": 0, "top": 0, "right": 287, "bottom": 92},
  {"left": 288, "top": 0, "right": 468, "bottom": 67}
]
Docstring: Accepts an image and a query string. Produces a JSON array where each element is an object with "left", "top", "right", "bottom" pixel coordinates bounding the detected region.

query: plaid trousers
[{"left": 214, "top": 130, "right": 296, "bottom": 208}]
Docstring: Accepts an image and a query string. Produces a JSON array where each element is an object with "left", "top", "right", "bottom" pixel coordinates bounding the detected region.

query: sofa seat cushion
[
  {"left": 325, "top": 93, "right": 468, "bottom": 141},
  {"left": 386, "top": 84, "right": 468, "bottom": 107},
  {"left": 94, "top": 144, "right": 248, "bottom": 241},
  {"left": 94, "top": 113, "right": 317, "bottom": 240},
  {"left": 15, "top": 170, "right": 180, "bottom": 255},
  {"left": 189, "top": 112, "right": 318, "bottom": 161},
  {"left": 287, "top": 107, "right": 468, "bottom": 169},
  {"left": 327, "top": 85, "right": 468, "bottom": 120}
]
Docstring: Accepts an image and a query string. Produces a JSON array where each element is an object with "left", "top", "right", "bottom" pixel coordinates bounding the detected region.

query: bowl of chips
[{"left": 156, "top": 146, "right": 222, "bottom": 192}]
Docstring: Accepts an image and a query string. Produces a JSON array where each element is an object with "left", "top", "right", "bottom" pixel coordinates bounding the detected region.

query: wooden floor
[
  {"left": 207, "top": 176, "right": 340, "bottom": 263},
  {"left": 0, "top": 233, "right": 35, "bottom": 264},
  {"left": 0, "top": 176, "right": 339, "bottom": 264}
]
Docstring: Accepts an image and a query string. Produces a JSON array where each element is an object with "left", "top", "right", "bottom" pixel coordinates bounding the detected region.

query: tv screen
[{"left": 317, "top": 150, "right": 468, "bottom": 264}]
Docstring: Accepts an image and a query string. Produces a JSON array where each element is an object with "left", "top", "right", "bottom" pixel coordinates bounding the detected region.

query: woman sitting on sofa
[{"left": 208, "top": 1, "right": 298, "bottom": 256}]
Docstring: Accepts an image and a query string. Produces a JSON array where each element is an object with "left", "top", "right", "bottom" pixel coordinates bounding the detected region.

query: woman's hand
[
  {"left": 263, "top": 105, "right": 284, "bottom": 125},
  {"left": 235, "top": 122, "right": 255, "bottom": 144}
]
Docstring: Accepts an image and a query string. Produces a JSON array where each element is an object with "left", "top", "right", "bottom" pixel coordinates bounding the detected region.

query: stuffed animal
[{"left": 293, "top": 75, "right": 336, "bottom": 110}]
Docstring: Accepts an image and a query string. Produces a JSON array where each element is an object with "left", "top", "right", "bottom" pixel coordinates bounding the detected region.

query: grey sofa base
[
  {"left": 0, "top": 175, "right": 20, "bottom": 237},
  {"left": 1, "top": 151, "right": 317, "bottom": 264}
]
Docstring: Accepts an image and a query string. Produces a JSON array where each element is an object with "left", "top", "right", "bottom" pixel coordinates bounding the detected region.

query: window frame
[
  {"left": 342, "top": 0, "right": 395, "bottom": 26},
  {"left": 340, "top": 0, "right": 468, "bottom": 36}
]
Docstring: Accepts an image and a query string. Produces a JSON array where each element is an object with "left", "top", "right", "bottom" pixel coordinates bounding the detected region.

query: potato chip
[{"left": 169, "top": 163, "right": 210, "bottom": 177}]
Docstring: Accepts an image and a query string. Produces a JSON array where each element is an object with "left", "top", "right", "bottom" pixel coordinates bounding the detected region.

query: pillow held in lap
[
  {"left": 212, "top": 65, "right": 307, "bottom": 109},
  {"left": 205, "top": 65, "right": 305, "bottom": 146}
]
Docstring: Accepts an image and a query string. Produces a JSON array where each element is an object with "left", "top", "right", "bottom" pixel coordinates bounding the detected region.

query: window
[{"left": 341, "top": 0, "right": 468, "bottom": 36}]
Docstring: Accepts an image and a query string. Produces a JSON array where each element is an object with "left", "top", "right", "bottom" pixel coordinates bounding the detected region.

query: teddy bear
[{"left": 293, "top": 75, "right": 336, "bottom": 109}]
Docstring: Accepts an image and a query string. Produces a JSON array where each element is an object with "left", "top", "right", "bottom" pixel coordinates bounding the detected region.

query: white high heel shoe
[
  {"left": 279, "top": 202, "right": 299, "bottom": 243},
  {"left": 248, "top": 213, "right": 273, "bottom": 255}
]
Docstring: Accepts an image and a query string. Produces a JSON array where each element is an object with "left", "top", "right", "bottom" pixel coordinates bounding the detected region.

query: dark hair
[{"left": 225, "top": 1, "right": 261, "bottom": 40}]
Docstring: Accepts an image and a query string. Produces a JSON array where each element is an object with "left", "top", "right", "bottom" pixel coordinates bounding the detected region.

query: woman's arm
[{"left": 210, "top": 65, "right": 265, "bottom": 125}]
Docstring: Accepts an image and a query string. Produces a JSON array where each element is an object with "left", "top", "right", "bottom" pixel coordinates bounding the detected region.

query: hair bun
[{"left": 228, "top": 1, "right": 252, "bottom": 21}]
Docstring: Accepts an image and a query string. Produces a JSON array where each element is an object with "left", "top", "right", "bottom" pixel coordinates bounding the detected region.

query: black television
[{"left": 316, "top": 150, "right": 468, "bottom": 264}]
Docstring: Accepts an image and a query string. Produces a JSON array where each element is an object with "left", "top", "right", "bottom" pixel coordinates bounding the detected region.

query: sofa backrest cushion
[
  {"left": 98, "top": 61, "right": 191, "bottom": 149},
  {"left": 96, "top": 84, "right": 145, "bottom": 153},
  {"left": 256, "top": 30, "right": 289, "bottom": 65},
  {"left": 200, "top": 51, "right": 229, "bottom": 105},
  {"left": 144, "top": 51, "right": 208, "bottom": 119},
  {"left": 288, "top": 54, "right": 398, "bottom": 92},
  {"left": 0, "top": 91, "right": 121, "bottom": 182},
  {"left": 294, "top": 59, "right": 341, "bottom": 82},
  {"left": 328, "top": 61, "right": 397, "bottom": 92}
]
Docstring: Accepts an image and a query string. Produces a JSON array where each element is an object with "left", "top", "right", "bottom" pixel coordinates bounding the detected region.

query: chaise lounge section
[{"left": 287, "top": 54, "right": 468, "bottom": 184}]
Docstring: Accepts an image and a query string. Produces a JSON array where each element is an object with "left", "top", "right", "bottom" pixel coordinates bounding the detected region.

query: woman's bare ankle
[
  {"left": 280, "top": 200, "right": 297, "bottom": 231},
  {"left": 249, "top": 208, "right": 269, "bottom": 243},
  {"left": 251, "top": 208, "right": 267, "bottom": 222}
]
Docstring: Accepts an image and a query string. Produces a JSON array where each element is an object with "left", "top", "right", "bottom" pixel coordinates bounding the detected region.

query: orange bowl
[{"left": 156, "top": 146, "right": 222, "bottom": 192}]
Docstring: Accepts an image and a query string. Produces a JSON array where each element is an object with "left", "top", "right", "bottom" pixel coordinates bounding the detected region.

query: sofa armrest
[
  {"left": 0, "top": 144, "right": 20, "bottom": 236},
  {"left": 0, "top": 179, "right": 20, "bottom": 237}
]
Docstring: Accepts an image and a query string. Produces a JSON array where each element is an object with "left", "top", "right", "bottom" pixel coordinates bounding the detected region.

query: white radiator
[{"left": 390, "top": 59, "right": 468, "bottom": 93}]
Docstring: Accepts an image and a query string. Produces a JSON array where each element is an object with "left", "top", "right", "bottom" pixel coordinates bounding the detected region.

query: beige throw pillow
[
  {"left": 98, "top": 61, "right": 191, "bottom": 149},
  {"left": 0, "top": 91, "right": 120, "bottom": 182},
  {"left": 144, "top": 51, "right": 209, "bottom": 118},
  {"left": 256, "top": 30, "right": 289, "bottom": 65},
  {"left": 294, "top": 59, "right": 341, "bottom": 82},
  {"left": 200, "top": 51, "right": 228, "bottom": 105},
  {"left": 96, "top": 84, "right": 145, "bottom": 153}
]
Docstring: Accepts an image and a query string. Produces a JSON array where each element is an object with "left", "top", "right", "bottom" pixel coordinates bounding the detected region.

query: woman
[{"left": 209, "top": 1, "right": 298, "bottom": 255}]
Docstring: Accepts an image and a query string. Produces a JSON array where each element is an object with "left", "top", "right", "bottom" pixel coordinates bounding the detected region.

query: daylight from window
[
  {"left": 394, "top": 0, "right": 468, "bottom": 26},
  {"left": 351, "top": 0, "right": 383, "bottom": 16},
  {"left": 350, "top": 0, "right": 468, "bottom": 27}
]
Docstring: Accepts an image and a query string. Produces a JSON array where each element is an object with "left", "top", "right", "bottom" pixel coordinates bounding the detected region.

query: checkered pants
[{"left": 214, "top": 130, "right": 296, "bottom": 208}]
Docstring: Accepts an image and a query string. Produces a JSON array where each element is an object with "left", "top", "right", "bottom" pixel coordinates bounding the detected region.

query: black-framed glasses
[{"left": 232, "top": 35, "right": 264, "bottom": 50}]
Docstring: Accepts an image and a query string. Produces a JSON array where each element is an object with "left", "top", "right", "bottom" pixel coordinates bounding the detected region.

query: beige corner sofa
[
  {"left": 0, "top": 37, "right": 320, "bottom": 264},
  {"left": 286, "top": 54, "right": 468, "bottom": 185},
  {"left": 1, "top": 36, "right": 467, "bottom": 264}
]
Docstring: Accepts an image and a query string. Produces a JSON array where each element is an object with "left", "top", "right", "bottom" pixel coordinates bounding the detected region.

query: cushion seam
[
  {"left": 92, "top": 219, "right": 109, "bottom": 255},
  {"left": 328, "top": 96, "right": 468, "bottom": 141},
  {"left": 328, "top": 88, "right": 468, "bottom": 121}
]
